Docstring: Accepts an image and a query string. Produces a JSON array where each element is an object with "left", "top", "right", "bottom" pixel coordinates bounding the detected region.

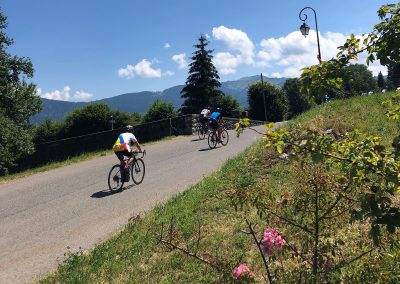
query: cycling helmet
[
  {"left": 216, "top": 107, "right": 222, "bottom": 112},
  {"left": 124, "top": 125, "right": 134, "bottom": 133}
]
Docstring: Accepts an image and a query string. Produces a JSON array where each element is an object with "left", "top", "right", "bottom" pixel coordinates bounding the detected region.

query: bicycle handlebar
[{"left": 133, "top": 150, "right": 146, "bottom": 158}]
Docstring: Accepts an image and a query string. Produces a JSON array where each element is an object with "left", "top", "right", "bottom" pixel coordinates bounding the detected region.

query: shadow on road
[
  {"left": 91, "top": 184, "right": 136, "bottom": 198},
  {"left": 191, "top": 138, "right": 204, "bottom": 142},
  {"left": 198, "top": 147, "right": 214, "bottom": 152}
]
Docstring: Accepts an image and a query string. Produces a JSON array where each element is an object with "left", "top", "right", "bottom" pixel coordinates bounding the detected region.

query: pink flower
[
  {"left": 261, "top": 228, "right": 286, "bottom": 255},
  {"left": 233, "top": 263, "right": 253, "bottom": 279}
]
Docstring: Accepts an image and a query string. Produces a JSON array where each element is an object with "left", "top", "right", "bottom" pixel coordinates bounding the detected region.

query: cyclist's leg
[
  {"left": 217, "top": 123, "right": 222, "bottom": 142},
  {"left": 124, "top": 151, "right": 135, "bottom": 168},
  {"left": 115, "top": 151, "right": 124, "bottom": 165}
]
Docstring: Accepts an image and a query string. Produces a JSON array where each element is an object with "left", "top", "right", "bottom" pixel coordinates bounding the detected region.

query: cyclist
[
  {"left": 199, "top": 106, "right": 211, "bottom": 130},
  {"left": 113, "top": 125, "right": 143, "bottom": 169},
  {"left": 209, "top": 108, "right": 224, "bottom": 143}
]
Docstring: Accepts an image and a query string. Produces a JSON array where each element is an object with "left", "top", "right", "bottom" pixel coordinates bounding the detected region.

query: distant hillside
[{"left": 31, "top": 75, "right": 288, "bottom": 124}]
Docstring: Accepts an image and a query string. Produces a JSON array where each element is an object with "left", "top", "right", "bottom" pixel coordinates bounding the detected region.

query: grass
[
  {"left": 39, "top": 92, "right": 400, "bottom": 283},
  {"left": 0, "top": 135, "right": 175, "bottom": 184}
]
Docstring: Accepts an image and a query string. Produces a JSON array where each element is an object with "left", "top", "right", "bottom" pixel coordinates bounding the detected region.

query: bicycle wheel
[
  {"left": 131, "top": 158, "right": 145, "bottom": 185},
  {"left": 108, "top": 164, "right": 124, "bottom": 192},
  {"left": 208, "top": 131, "right": 217, "bottom": 149},
  {"left": 221, "top": 129, "right": 229, "bottom": 146},
  {"left": 197, "top": 125, "right": 205, "bottom": 140}
]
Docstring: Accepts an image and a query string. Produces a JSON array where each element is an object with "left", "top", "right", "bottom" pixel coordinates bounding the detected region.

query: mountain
[{"left": 31, "top": 75, "right": 288, "bottom": 124}]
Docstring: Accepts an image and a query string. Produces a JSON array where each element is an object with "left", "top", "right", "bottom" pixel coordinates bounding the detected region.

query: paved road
[{"left": 0, "top": 126, "right": 267, "bottom": 283}]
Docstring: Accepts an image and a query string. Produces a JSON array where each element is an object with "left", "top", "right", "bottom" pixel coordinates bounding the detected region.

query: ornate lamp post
[{"left": 299, "top": 7, "right": 322, "bottom": 63}]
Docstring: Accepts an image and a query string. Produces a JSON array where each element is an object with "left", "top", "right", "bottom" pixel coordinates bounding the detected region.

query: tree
[
  {"left": 33, "top": 119, "right": 63, "bottom": 144},
  {"left": 377, "top": 71, "right": 385, "bottom": 89},
  {"left": 0, "top": 9, "right": 42, "bottom": 174},
  {"left": 210, "top": 94, "right": 241, "bottom": 117},
  {"left": 63, "top": 103, "right": 119, "bottom": 137},
  {"left": 387, "top": 61, "right": 400, "bottom": 90},
  {"left": 142, "top": 99, "right": 176, "bottom": 123},
  {"left": 282, "top": 78, "right": 312, "bottom": 118},
  {"left": 248, "top": 81, "right": 288, "bottom": 122},
  {"left": 180, "top": 35, "right": 222, "bottom": 114},
  {"left": 341, "top": 64, "right": 378, "bottom": 97}
]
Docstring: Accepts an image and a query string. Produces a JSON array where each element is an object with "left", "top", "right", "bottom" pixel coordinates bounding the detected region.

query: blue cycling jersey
[{"left": 210, "top": 112, "right": 221, "bottom": 121}]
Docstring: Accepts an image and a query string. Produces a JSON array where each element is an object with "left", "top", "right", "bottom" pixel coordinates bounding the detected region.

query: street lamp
[{"left": 299, "top": 7, "right": 321, "bottom": 63}]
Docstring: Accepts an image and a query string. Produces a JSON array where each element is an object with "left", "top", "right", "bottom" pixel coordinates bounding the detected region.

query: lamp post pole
[
  {"left": 299, "top": 7, "right": 322, "bottom": 63},
  {"left": 261, "top": 73, "right": 267, "bottom": 122}
]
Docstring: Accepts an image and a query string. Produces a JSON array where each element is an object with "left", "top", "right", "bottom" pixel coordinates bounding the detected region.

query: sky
[{"left": 1, "top": 0, "right": 391, "bottom": 102}]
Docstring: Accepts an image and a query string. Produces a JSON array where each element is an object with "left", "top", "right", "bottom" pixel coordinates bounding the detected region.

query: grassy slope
[{"left": 39, "top": 93, "right": 399, "bottom": 283}]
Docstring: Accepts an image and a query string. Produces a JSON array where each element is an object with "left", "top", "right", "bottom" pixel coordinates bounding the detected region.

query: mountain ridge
[{"left": 31, "top": 75, "right": 288, "bottom": 123}]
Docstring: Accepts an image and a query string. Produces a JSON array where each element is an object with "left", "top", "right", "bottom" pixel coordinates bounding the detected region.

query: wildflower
[
  {"left": 233, "top": 263, "right": 254, "bottom": 279},
  {"left": 261, "top": 228, "right": 286, "bottom": 255}
]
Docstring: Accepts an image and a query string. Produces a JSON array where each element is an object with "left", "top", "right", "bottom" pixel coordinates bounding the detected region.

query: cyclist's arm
[{"left": 134, "top": 140, "right": 143, "bottom": 153}]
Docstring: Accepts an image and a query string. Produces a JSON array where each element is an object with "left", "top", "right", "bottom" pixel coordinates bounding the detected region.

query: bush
[
  {"left": 248, "top": 81, "right": 288, "bottom": 121},
  {"left": 142, "top": 100, "right": 176, "bottom": 123},
  {"left": 210, "top": 94, "right": 241, "bottom": 117}
]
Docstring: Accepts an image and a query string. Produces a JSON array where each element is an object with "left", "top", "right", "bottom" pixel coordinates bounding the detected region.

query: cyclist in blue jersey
[{"left": 209, "top": 108, "right": 224, "bottom": 143}]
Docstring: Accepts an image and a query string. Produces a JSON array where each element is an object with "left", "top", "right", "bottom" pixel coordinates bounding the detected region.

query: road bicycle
[
  {"left": 196, "top": 121, "right": 210, "bottom": 140},
  {"left": 107, "top": 150, "right": 146, "bottom": 192},
  {"left": 208, "top": 126, "right": 229, "bottom": 149}
]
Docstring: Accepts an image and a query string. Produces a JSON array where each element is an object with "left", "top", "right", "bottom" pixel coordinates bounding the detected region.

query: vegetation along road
[{"left": 0, "top": 125, "right": 272, "bottom": 283}]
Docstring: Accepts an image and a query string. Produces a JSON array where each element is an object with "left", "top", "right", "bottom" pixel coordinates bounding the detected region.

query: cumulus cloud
[
  {"left": 212, "top": 26, "right": 254, "bottom": 65},
  {"left": 37, "top": 86, "right": 93, "bottom": 102},
  {"left": 213, "top": 52, "right": 240, "bottom": 75},
  {"left": 257, "top": 31, "right": 386, "bottom": 77},
  {"left": 74, "top": 90, "right": 94, "bottom": 101},
  {"left": 164, "top": 42, "right": 171, "bottom": 49},
  {"left": 118, "top": 59, "right": 167, "bottom": 79},
  {"left": 172, "top": 53, "right": 188, "bottom": 70}
]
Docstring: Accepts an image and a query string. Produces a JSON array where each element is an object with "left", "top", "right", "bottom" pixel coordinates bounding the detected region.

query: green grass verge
[
  {"left": 38, "top": 93, "right": 400, "bottom": 283},
  {"left": 0, "top": 136, "right": 175, "bottom": 184}
]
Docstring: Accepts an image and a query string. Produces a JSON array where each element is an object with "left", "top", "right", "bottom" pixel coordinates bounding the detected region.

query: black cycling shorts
[
  {"left": 115, "top": 150, "right": 133, "bottom": 162},
  {"left": 209, "top": 120, "right": 219, "bottom": 130},
  {"left": 199, "top": 116, "right": 208, "bottom": 124}
]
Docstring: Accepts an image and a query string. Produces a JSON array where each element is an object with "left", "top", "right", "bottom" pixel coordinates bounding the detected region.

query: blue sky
[{"left": 2, "top": 0, "right": 390, "bottom": 101}]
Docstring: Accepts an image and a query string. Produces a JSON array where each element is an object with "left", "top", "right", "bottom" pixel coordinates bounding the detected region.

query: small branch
[
  {"left": 245, "top": 218, "right": 273, "bottom": 284},
  {"left": 158, "top": 237, "right": 222, "bottom": 271},
  {"left": 329, "top": 248, "right": 374, "bottom": 272},
  {"left": 248, "top": 126, "right": 265, "bottom": 135},
  {"left": 264, "top": 208, "right": 314, "bottom": 235}
]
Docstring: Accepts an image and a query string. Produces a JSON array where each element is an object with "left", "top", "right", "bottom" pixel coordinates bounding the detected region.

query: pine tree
[
  {"left": 377, "top": 71, "right": 385, "bottom": 89},
  {"left": 180, "top": 35, "right": 222, "bottom": 114},
  {"left": 387, "top": 61, "right": 400, "bottom": 90}
]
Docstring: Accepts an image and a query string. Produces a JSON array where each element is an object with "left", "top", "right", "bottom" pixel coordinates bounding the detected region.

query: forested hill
[{"left": 31, "top": 75, "right": 287, "bottom": 123}]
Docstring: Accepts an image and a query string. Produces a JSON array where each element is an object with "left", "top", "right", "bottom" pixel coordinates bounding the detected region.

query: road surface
[{"left": 0, "top": 126, "right": 267, "bottom": 283}]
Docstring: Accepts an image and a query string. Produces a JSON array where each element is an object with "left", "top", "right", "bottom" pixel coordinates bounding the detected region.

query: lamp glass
[{"left": 300, "top": 22, "right": 310, "bottom": 37}]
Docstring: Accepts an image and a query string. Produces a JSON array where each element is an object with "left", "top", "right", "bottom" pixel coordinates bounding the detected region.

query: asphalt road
[{"left": 0, "top": 126, "right": 267, "bottom": 283}]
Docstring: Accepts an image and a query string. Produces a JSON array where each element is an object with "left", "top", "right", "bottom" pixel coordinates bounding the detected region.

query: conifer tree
[
  {"left": 180, "top": 35, "right": 222, "bottom": 114},
  {"left": 377, "top": 71, "right": 385, "bottom": 89}
]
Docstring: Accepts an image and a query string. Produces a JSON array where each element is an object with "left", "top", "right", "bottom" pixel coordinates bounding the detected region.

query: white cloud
[
  {"left": 172, "top": 53, "right": 188, "bottom": 69},
  {"left": 212, "top": 26, "right": 254, "bottom": 65},
  {"left": 118, "top": 59, "right": 165, "bottom": 79},
  {"left": 162, "top": 70, "right": 175, "bottom": 76},
  {"left": 213, "top": 52, "right": 240, "bottom": 75},
  {"left": 37, "top": 86, "right": 93, "bottom": 102},
  {"left": 164, "top": 42, "right": 171, "bottom": 49},
  {"left": 257, "top": 31, "right": 386, "bottom": 77},
  {"left": 37, "top": 86, "right": 71, "bottom": 101},
  {"left": 74, "top": 90, "right": 93, "bottom": 101}
]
